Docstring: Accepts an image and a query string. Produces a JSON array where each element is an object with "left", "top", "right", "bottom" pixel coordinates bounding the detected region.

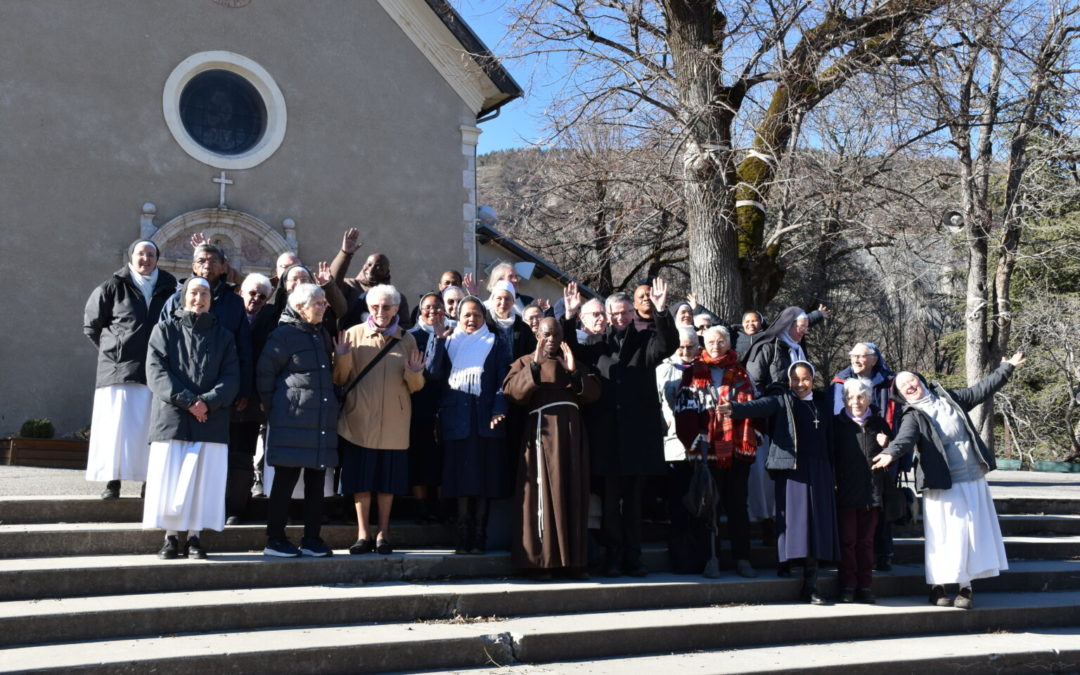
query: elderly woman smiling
[
  {"left": 84, "top": 239, "right": 178, "bottom": 500},
  {"left": 873, "top": 352, "right": 1025, "bottom": 609},
  {"left": 335, "top": 284, "right": 425, "bottom": 555}
]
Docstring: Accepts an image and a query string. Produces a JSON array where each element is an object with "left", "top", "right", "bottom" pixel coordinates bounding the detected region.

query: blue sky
[{"left": 454, "top": 1, "right": 543, "bottom": 154}]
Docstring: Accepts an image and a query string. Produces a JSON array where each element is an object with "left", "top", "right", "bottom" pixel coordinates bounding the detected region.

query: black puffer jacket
[
  {"left": 146, "top": 310, "right": 239, "bottom": 444},
  {"left": 884, "top": 362, "right": 1013, "bottom": 492},
  {"left": 832, "top": 412, "right": 891, "bottom": 509},
  {"left": 83, "top": 266, "right": 177, "bottom": 388},
  {"left": 256, "top": 308, "right": 339, "bottom": 470}
]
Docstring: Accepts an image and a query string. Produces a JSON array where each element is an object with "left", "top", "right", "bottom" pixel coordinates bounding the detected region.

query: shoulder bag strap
[{"left": 342, "top": 336, "right": 399, "bottom": 398}]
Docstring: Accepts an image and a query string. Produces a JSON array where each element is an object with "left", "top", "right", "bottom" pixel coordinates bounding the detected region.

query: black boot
[
  {"left": 800, "top": 557, "right": 827, "bottom": 605},
  {"left": 470, "top": 497, "right": 489, "bottom": 554},
  {"left": 101, "top": 480, "right": 120, "bottom": 500},
  {"left": 158, "top": 534, "right": 179, "bottom": 559},
  {"left": 455, "top": 497, "right": 473, "bottom": 554}
]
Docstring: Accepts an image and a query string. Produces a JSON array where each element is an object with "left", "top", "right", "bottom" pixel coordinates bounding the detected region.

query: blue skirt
[{"left": 339, "top": 438, "right": 409, "bottom": 495}]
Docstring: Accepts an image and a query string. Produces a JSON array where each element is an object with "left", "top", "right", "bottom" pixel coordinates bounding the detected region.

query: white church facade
[{"left": 0, "top": 0, "right": 520, "bottom": 436}]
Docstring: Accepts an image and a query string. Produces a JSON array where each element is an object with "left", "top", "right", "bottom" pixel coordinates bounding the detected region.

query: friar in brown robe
[{"left": 503, "top": 317, "right": 600, "bottom": 577}]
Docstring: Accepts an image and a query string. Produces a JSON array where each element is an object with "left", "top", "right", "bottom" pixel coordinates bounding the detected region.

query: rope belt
[{"left": 529, "top": 400, "right": 579, "bottom": 542}]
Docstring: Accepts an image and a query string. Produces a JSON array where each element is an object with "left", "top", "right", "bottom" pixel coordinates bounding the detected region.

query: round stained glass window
[{"left": 179, "top": 69, "right": 267, "bottom": 156}]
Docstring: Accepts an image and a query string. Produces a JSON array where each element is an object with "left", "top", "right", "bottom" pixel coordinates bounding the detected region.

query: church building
[{"left": 0, "top": 0, "right": 520, "bottom": 436}]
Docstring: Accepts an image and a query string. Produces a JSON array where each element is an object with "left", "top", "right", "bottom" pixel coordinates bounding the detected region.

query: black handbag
[{"left": 884, "top": 471, "right": 916, "bottom": 525}]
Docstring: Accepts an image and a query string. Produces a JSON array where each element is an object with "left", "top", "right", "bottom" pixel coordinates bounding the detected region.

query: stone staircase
[{"left": 1, "top": 492, "right": 1079, "bottom": 674}]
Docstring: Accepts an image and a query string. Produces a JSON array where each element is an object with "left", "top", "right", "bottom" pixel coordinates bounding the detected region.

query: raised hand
[
  {"left": 558, "top": 341, "right": 576, "bottom": 373},
  {"left": 537, "top": 298, "right": 551, "bottom": 312},
  {"left": 315, "top": 261, "right": 333, "bottom": 286},
  {"left": 190, "top": 232, "right": 210, "bottom": 249},
  {"left": 406, "top": 348, "right": 424, "bottom": 372},
  {"left": 563, "top": 281, "right": 582, "bottom": 318},
  {"left": 332, "top": 332, "right": 350, "bottom": 356},
  {"left": 434, "top": 322, "right": 452, "bottom": 339},
  {"left": 817, "top": 304, "right": 832, "bottom": 319},
  {"left": 462, "top": 272, "right": 478, "bottom": 296},
  {"left": 1006, "top": 351, "right": 1027, "bottom": 367},
  {"left": 687, "top": 292, "right": 698, "bottom": 308},
  {"left": 533, "top": 333, "right": 548, "bottom": 364},
  {"left": 341, "top": 228, "right": 362, "bottom": 255},
  {"left": 650, "top": 277, "right": 668, "bottom": 312}
]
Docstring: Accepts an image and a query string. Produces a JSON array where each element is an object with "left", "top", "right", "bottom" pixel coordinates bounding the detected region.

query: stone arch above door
[{"left": 148, "top": 206, "right": 296, "bottom": 280}]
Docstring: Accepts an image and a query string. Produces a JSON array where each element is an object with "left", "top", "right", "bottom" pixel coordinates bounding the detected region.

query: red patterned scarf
[{"left": 674, "top": 350, "right": 757, "bottom": 467}]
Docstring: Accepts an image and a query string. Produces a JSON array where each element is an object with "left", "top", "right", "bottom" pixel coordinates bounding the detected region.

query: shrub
[{"left": 19, "top": 418, "right": 55, "bottom": 439}]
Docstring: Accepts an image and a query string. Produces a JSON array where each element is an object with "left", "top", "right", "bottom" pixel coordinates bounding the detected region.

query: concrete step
[
  {"left": 3, "top": 590, "right": 1079, "bottom": 674},
  {"left": 3, "top": 494, "right": 1078, "bottom": 525},
  {"left": 431, "top": 627, "right": 1080, "bottom": 674},
  {"left": 2, "top": 560, "right": 1078, "bottom": 648}
]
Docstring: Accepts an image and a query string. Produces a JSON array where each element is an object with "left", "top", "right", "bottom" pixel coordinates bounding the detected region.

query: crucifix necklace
[{"left": 802, "top": 399, "right": 820, "bottom": 429}]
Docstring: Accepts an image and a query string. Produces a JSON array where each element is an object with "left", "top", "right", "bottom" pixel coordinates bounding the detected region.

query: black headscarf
[{"left": 754, "top": 306, "right": 806, "bottom": 345}]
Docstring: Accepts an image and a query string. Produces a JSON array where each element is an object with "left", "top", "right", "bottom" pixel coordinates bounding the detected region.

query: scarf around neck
[
  {"left": 447, "top": 323, "right": 494, "bottom": 395},
  {"left": 415, "top": 320, "right": 441, "bottom": 369},
  {"left": 128, "top": 264, "right": 158, "bottom": 307},
  {"left": 367, "top": 314, "right": 400, "bottom": 336},
  {"left": 673, "top": 351, "right": 757, "bottom": 467}
]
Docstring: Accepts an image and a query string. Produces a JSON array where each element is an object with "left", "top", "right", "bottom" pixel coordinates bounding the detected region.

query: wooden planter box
[{"left": 2, "top": 438, "right": 89, "bottom": 469}]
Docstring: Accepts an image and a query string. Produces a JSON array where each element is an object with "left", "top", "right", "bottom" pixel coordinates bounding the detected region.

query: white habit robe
[
  {"left": 922, "top": 477, "right": 1008, "bottom": 585},
  {"left": 85, "top": 383, "right": 153, "bottom": 482},
  {"left": 142, "top": 440, "right": 227, "bottom": 532}
]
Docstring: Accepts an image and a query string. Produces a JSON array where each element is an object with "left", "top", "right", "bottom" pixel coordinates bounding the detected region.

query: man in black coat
[{"left": 563, "top": 280, "right": 677, "bottom": 577}]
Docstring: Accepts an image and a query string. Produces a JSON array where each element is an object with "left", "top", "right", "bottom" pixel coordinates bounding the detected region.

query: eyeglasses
[
  {"left": 193, "top": 257, "right": 220, "bottom": 266},
  {"left": 245, "top": 290, "right": 268, "bottom": 299},
  {"left": 850, "top": 354, "right": 873, "bottom": 360}
]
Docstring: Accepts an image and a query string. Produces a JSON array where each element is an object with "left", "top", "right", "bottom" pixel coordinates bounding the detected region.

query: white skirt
[
  {"left": 747, "top": 434, "right": 775, "bottom": 522},
  {"left": 922, "top": 477, "right": 1008, "bottom": 585},
  {"left": 142, "top": 440, "right": 227, "bottom": 533},
  {"left": 85, "top": 384, "right": 153, "bottom": 482}
]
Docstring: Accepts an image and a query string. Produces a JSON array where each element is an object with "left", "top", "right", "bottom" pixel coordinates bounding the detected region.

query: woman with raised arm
[{"left": 872, "top": 353, "right": 1024, "bottom": 609}]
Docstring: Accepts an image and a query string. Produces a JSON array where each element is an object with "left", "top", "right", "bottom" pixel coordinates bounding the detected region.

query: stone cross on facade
[{"left": 212, "top": 171, "right": 233, "bottom": 208}]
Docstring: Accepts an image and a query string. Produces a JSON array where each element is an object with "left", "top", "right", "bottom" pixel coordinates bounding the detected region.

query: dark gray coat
[
  {"left": 833, "top": 413, "right": 891, "bottom": 509},
  {"left": 146, "top": 310, "right": 239, "bottom": 444},
  {"left": 256, "top": 308, "right": 339, "bottom": 470},
  {"left": 83, "top": 266, "right": 177, "bottom": 388},
  {"left": 566, "top": 310, "right": 678, "bottom": 477},
  {"left": 884, "top": 362, "right": 1013, "bottom": 492}
]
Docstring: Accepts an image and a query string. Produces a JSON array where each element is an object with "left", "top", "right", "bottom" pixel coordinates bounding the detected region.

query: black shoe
[
  {"left": 929, "top": 584, "right": 952, "bottom": 607},
  {"left": 157, "top": 535, "right": 179, "bottom": 559},
  {"left": 840, "top": 587, "right": 855, "bottom": 603},
  {"left": 376, "top": 539, "right": 393, "bottom": 555},
  {"left": 875, "top": 557, "right": 893, "bottom": 572},
  {"left": 625, "top": 565, "right": 648, "bottom": 578},
  {"left": 225, "top": 516, "right": 241, "bottom": 526},
  {"left": 777, "top": 561, "right": 793, "bottom": 578},
  {"left": 603, "top": 565, "right": 622, "bottom": 578},
  {"left": 855, "top": 588, "right": 876, "bottom": 604},
  {"left": 101, "top": 480, "right": 120, "bottom": 500},
  {"left": 349, "top": 538, "right": 374, "bottom": 555},
  {"left": 301, "top": 538, "right": 333, "bottom": 558},
  {"left": 184, "top": 535, "right": 207, "bottom": 559},
  {"left": 263, "top": 537, "right": 301, "bottom": 558},
  {"left": 801, "top": 585, "right": 828, "bottom": 605}
]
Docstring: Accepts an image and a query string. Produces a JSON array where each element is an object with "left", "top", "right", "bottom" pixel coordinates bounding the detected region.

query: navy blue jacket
[{"left": 432, "top": 331, "right": 511, "bottom": 442}]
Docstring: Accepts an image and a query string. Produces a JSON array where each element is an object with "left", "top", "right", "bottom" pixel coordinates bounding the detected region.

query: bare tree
[{"left": 497, "top": 0, "right": 948, "bottom": 314}]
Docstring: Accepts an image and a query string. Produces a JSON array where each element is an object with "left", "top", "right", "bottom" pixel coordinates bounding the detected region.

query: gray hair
[
  {"left": 605, "top": 293, "right": 632, "bottom": 313},
  {"left": 850, "top": 342, "right": 878, "bottom": 356},
  {"left": 289, "top": 283, "right": 325, "bottom": 310},
  {"left": 703, "top": 325, "right": 731, "bottom": 342},
  {"left": 582, "top": 297, "right": 604, "bottom": 314},
  {"left": 242, "top": 273, "right": 272, "bottom": 297},
  {"left": 486, "top": 262, "right": 516, "bottom": 292},
  {"left": 366, "top": 283, "right": 401, "bottom": 307},
  {"left": 192, "top": 244, "right": 226, "bottom": 263},
  {"left": 676, "top": 326, "right": 699, "bottom": 344},
  {"left": 842, "top": 377, "right": 873, "bottom": 401}
]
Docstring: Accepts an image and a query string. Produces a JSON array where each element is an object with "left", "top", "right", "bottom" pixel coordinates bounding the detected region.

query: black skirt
[
  {"left": 339, "top": 437, "right": 409, "bottom": 495},
  {"left": 408, "top": 415, "right": 442, "bottom": 487}
]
